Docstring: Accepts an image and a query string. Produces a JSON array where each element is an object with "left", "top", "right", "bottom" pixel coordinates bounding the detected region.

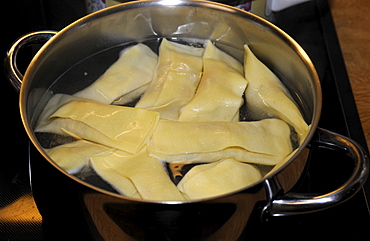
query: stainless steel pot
[{"left": 5, "top": 0, "right": 369, "bottom": 240}]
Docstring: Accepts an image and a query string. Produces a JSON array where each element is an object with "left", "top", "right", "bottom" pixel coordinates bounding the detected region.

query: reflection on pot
[{"left": 82, "top": 191, "right": 265, "bottom": 241}]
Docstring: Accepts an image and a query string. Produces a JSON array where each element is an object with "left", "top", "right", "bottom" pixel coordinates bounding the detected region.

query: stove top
[{"left": 1, "top": 0, "right": 369, "bottom": 240}]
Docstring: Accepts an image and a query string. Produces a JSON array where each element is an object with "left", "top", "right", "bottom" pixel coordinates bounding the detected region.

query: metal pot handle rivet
[
  {"left": 5, "top": 31, "right": 57, "bottom": 92},
  {"left": 262, "top": 127, "right": 369, "bottom": 219}
]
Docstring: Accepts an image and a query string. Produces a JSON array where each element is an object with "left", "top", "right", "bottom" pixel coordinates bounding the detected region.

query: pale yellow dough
[
  {"left": 33, "top": 41, "right": 310, "bottom": 202},
  {"left": 243, "top": 44, "right": 308, "bottom": 138},
  {"left": 36, "top": 94, "right": 80, "bottom": 128},
  {"left": 90, "top": 147, "right": 185, "bottom": 201},
  {"left": 36, "top": 100, "right": 159, "bottom": 154},
  {"left": 149, "top": 119, "right": 292, "bottom": 165},
  {"left": 135, "top": 39, "right": 203, "bottom": 120},
  {"left": 74, "top": 44, "right": 158, "bottom": 104},
  {"left": 202, "top": 40, "right": 243, "bottom": 75},
  {"left": 178, "top": 60, "right": 245, "bottom": 122},
  {"left": 177, "top": 158, "right": 262, "bottom": 199},
  {"left": 44, "top": 140, "right": 111, "bottom": 174},
  {"left": 90, "top": 152, "right": 141, "bottom": 199},
  {"left": 179, "top": 42, "right": 247, "bottom": 122}
]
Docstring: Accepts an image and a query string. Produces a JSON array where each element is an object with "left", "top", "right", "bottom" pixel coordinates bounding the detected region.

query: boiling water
[{"left": 34, "top": 37, "right": 304, "bottom": 194}]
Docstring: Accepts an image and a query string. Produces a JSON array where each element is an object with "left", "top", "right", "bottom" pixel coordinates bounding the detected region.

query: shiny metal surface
[
  {"left": 266, "top": 128, "right": 369, "bottom": 216},
  {"left": 5, "top": 31, "right": 57, "bottom": 92},
  {"left": 5, "top": 0, "right": 369, "bottom": 237}
]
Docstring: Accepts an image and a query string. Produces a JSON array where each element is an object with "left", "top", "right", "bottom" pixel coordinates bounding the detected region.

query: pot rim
[{"left": 19, "top": 0, "right": 322, "bottom": 204}]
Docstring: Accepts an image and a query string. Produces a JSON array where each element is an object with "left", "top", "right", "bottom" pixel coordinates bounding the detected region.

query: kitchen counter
[{"left": 329, "top": 0, "right": 370, "bottom": 151}]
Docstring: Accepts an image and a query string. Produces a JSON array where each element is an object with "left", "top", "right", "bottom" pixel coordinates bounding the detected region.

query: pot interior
[{"left": 21, "top": 0, "right": 321, "bottom": 200}]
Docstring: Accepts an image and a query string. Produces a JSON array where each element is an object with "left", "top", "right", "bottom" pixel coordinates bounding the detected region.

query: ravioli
[
  {"left": 90, "top": 147, "right": 185, "bottom": 201},
  {"left": 44, "top": 140, "right": 111, "bottom": 174},
  {"left": 149, "top": 119, "right": 292, "bottom": 165},
  {"left": 243, "top": 45, "right": 308, "bottom": 139},
  {"left": 36, "top": 94, "right": 80, "bottom": 128},
  {"left": 177, "top": 158, "right": 262, "bottom": 199},
  {"left": 33, "top": 40, "right": 308, "bottom": 202},
  {"left": 202, "top": 40, "right": 243, "bottom": 74},
  {"left": 36, "top": 100, "right": 159, "bottom": 154},
  {"left": 74, "top": 44, "right": 158, "bottom": 104},
  {"left": 90, "top": 152, "right": 142, "bottom": 199},
  {"left": 179, "top": 42, "right": 247, "bottom": 122},
  {"left": 135, "top": 39, "right": 203, "bottom": 120}
]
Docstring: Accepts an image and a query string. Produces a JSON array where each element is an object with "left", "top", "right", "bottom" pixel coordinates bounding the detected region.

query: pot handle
[
  {"left": 5, "top": 31, "right": 57, "bottom": 92},
  {"left": 262, "top": 127, "right": 369, "bottom": 219}
]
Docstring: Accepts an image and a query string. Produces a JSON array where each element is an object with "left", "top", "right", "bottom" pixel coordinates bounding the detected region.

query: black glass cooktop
[{"left": 1, "top": 0, "right": 369, "bottom": 240}]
